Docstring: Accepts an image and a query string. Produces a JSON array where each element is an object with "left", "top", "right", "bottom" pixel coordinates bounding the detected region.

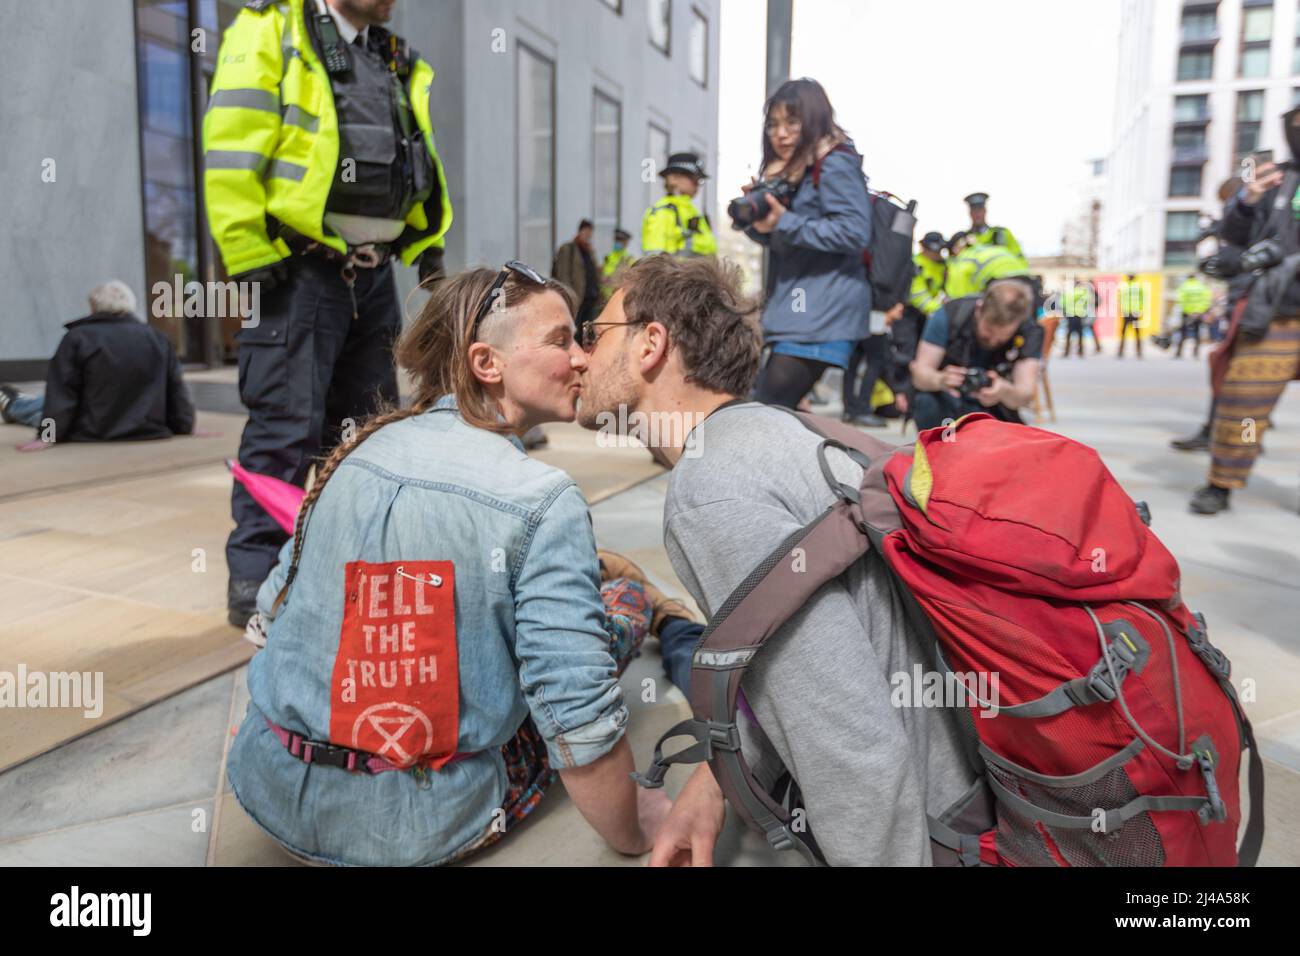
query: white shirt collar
[{"left": 318, "top": 0, "right": 367, "bottom": 47}]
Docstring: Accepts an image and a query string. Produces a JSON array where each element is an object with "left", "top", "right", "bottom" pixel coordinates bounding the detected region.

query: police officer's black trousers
[
  {"left": 1117, "top": 316, "right": 1143, "bottom": 357},
  {"left": 226, "top": 255, "right": 401, "bottom": 583}
]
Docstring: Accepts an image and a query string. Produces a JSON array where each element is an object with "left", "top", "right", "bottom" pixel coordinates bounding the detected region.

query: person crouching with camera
[
  {"left": 735, "top": 77, "right": 873, "bottom": 409},
  {"left": 908, "top": 279, "right": 1042, "bottom": 431}
]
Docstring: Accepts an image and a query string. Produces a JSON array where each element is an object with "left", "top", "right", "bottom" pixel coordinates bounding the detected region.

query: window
[
  {"left": 689, "top": 7, "right": 708, "bottom": 86},
  {"left": 1236, "top": 90, "right": 1265, "bottom": 161},
  {"left": 1177, "top": 50, "right": 1213, "bottom": 80},
  {"left": 1165, "top": 211, "right": 1201, "bottom": 266},
  {"left": 137, "top": 0, "right": 204, "bottom": 362},
  {"left": 1174, "top": 93, "right": 1209, "bottom": 122},
  {"left": 1169, "top": 165, "right": 1203, "bottom": 196},
  {"left": 1166, "top": 211, "right": 1201, "bottom": 241},
  {"left": 1238, "top": 89, "right": 1265, "bottom": 121},
  {"left": 1240, "top": 45, "right": 1271, "bottom": 77},
  {"left": 1240, "top": 6, "right": 1272, "bottom": 78},
  {"left": 1242, "top": 6, "right": 1273, "bottom": 42},
  {"left": 1181, "top": 9, "right": 1217, "bottom": 41},
  {"left": 517, "top": 45, "right": 555, "bottom": 271},
  {"left": 1172, "top": 125, "right": 1207, "bottom": 161},
  {"left": 645, "top": 123, "right": 669, "bottom": 214},
  {"left": 593, "top": 91, "right": 621, "bottom": 240},
  {"left": 648, "top": 0, "right": 671, "bottom": 54}
]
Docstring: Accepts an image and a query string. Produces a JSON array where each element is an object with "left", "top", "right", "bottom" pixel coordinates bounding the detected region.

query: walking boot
[
  {"left": 227, "top": 577, "right": 262, "bottom": 629},
  {"left": 1189, "top": 484, "right": 1231, "bottom": 515},
  {"left": 1170, "top": 423, "right": 1210, "bottom": 452},
  {"left": 597, "top": 549, "right": 697, "bottom": 635}
]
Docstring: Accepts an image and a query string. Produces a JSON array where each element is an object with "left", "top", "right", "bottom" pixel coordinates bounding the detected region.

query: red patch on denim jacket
[{"left": 328, "top": 560, "right": 459, "bottom": 768}]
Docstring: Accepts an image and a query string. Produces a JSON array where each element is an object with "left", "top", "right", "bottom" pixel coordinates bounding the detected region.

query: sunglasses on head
[{"left": 469, "top": 260, "right": 547, "bottom": 342}]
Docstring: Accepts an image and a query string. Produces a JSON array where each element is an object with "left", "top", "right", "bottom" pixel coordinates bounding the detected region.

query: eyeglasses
[
  {"left": 579, "top": 320, "right": 640, "bottom": 352},
  {"left": 469, "top": 260, "right": 546, "bottom": 342},
  {"left": 765, "top": 117, "right": 803, "bottom": 135}
]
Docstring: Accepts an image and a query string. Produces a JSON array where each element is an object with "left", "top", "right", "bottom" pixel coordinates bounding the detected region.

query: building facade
[
  {"left": 1101, "top": 0, "right": 1300, "bottom": 274},
  {"left": 0, "top": 0, "right": 719, "bottom": 377}
]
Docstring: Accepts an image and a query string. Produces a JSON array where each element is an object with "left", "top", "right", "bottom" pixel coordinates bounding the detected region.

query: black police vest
[
  {"left": 325, "top": 33, "right": 434, "bottom": 222},
  {"left": 941, "top": 295, "right": 1019, "bottom": 371}
]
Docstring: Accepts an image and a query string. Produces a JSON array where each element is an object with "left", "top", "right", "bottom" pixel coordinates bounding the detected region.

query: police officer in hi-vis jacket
[{"left": 204, "top": 0, "right": 452, "bottom": 626}]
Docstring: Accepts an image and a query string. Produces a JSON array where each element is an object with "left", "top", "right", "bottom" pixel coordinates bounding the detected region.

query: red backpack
[{"left": 636, "top": 411, "right": 1264, "bottom": 866}]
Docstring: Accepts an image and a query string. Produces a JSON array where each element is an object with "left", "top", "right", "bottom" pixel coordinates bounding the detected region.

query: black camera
[
  {"left": 1239, "top": 237, "right": 1285, "bottom": 272},
  {"left": 1200, "top": 237, "right": 1284, "bottom": 278},
  {"left": 728, "top": 178, "right": 799, "bottom": 228},
  {"left": 959, "top": 368, "right": 992, "bottom": 397}
]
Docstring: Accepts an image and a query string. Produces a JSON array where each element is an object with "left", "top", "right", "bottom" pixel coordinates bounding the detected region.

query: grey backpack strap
[{"left": 633, "top": 497, "right": 872, "bottom": 862}]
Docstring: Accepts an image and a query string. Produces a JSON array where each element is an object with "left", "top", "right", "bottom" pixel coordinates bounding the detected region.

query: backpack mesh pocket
[{"left": 987, "top": 757, "right": 1166, "bottom": 867}]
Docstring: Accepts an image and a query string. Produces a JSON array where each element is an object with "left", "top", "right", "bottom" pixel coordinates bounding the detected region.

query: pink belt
[{"left": 266, "top": 719, "right": 477, "bottom": 775}]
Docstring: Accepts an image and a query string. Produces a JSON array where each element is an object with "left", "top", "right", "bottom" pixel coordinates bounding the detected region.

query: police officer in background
[
  {"left": 642, "top": 152, "right": 717, "bottom": 257},
  {"left": 601, "top": 227, "right": 635, "bottom": 301},
  {"left": 963, "top": 192, "right": 1022, "bottom": 256},
  {"left": 205, "top": 0, "right": 453, "bottom": 626},
  {"left": 887, "top": 231, "right": 948, "bottom": 414}
]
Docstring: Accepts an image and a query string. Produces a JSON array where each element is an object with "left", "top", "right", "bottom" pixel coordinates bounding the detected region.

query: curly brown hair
[{"left": 617, "top": 254, "right": 763, "bottom": 396}]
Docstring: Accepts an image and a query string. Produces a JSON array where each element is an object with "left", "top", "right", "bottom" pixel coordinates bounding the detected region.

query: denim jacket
[{"left": 227, "top": 395, "right": 628, "bottom": 866}]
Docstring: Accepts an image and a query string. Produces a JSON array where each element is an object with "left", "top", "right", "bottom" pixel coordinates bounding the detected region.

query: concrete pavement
[{"left": 0, "top": 345, "right": 1296, "bottom": 865}]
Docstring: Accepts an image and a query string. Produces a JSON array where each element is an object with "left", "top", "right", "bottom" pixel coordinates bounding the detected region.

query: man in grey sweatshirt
[{"left": 577, "top": 254, "right": 976, "bottom": 865}]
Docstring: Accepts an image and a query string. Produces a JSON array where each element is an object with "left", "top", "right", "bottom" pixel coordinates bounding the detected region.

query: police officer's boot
[{"left": 227, "top": 578, "right": 261, "bottom": 629}]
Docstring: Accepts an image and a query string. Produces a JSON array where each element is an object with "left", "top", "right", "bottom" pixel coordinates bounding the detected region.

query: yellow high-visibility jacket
[
  {"left": 909, "top": 253, "right": 946, "bottom": 316},
  {"left": 641, "top": 194, "right": 717, "bottom": 256},
  {"left": 1177, "top": 277, "right": 1213, "bottom": 315},
  {"left": 944, "top": 244, "right": 1029, "bottom": 299},
  {"left": 202, "top": 0, "right": 453, "bottom": 276},
  {"left": 966, "top": 224, "right": 1022, "bottom": 257}
]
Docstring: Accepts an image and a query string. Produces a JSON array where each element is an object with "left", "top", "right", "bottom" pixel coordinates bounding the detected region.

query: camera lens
[{"left": 728, "top": 190, "right": 770, "bottom": 227}]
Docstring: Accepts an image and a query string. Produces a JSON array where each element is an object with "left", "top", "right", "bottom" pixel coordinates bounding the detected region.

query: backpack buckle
[
  {"left": 1185, "top": 612, "right": 1232, "bottom": 680},
  {"left": 1081, "top": 620, "right": 1149, "bottom": 705},
  {"left": 1194, "top": 740, "right": 1228, "bottom": 824}
]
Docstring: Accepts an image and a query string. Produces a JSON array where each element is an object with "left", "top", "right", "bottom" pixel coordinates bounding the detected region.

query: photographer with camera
[
  {"left": 908, "top": 280, "right": 1042, "bottom": 431},
  {"left": 1184, "top": 108, "right": 1300, "bottom": 515},
  {"left": 734, "top": 78, "right": 873, "bottom": 409}
]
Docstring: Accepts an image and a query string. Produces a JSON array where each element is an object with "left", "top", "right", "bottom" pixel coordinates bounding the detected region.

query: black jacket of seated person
[{"left": 39, "top": 312, "right": 196, "bottom": 442}]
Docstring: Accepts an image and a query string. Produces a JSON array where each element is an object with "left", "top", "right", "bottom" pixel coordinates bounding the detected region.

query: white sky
[{"left": 716, "top": 0, "right": 1122, "bottom": 257}]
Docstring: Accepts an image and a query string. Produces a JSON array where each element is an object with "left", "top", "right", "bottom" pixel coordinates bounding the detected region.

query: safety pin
[{"left": 395, "top": 565, "right": 442, "bottom": 587}]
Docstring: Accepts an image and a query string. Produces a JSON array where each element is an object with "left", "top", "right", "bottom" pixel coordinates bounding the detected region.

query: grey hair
[{"left": 89, "top": 280, "right": 138, "bottom": 315}]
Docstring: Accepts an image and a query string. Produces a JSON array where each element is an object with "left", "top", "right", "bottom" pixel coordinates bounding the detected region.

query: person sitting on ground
[
  {"left": 908, "top": 279, "right": 1042, "bottom": 431},
  {"left": 227, "top": 264, "right": 681, "bottom": 866},
  {"left": 577, "top": 255, "right": 974, "bottom": 866},
  {"left": 0, "top": 280, "right": 195, "bottom": 444}
]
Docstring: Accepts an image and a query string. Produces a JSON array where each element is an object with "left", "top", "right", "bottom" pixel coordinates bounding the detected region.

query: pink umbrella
[{"left": 227, "top": 460, "right": 306, "bottom": 535}]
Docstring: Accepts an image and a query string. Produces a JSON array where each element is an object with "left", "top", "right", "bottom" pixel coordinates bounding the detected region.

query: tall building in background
[
  {"left": 1, "top": 0, "right": 718, "bottom": 377},
  {"left": 1102, "top": 0, "right": 1300, "bottom": 274}
]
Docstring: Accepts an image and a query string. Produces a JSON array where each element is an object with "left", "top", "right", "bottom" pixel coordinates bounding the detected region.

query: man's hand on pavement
[{"left": 648, "top": 765, "right": 727, "bottom": 867}]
